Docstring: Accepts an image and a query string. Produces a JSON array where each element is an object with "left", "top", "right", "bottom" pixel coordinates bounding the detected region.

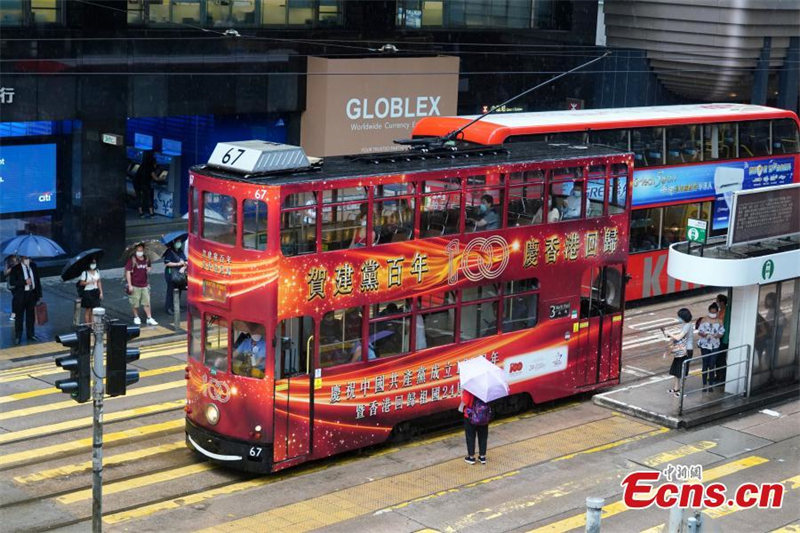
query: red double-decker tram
[{"left": 184, "top": 139, "right": 633, "bottom": 473}]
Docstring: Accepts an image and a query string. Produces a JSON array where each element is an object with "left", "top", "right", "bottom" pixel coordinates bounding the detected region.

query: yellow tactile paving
[
  {"left": 14, "top": 441, "right": 185, "bottom": 484},
  {"left": 0, "top": 418, "right": 184, "bottom": 468},
  {"left": 0, "top": 399, "right": 184, "bottom": 445},
  {"left": 530, "top": 456, "right": 770, "bottom": 533},
  {"left": 197, "top": 415, "right": 661, "bottom": 533},
  {"left": 641, "top": 440, "right": 718, "bottom": 467}
]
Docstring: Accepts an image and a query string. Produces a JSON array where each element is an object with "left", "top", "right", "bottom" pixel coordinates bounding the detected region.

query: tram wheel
[{"left": 389, "top": 421, "right": 420, "bottom": 443}]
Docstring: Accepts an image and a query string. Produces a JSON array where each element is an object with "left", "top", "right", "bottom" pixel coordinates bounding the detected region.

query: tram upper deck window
[
  {"left": 202, "top": 192, "right": 237, "bottom": 246},
  {"left": 631, "top": 127, "right": 665, "bottom": 167},
  {"left": 421, "top": 178, "right": 461, "bottom": 237},
  {"left": 666, "top": 125, "right": 701, "bottom": 164},
  {"left": 507, "top": 171, "right": 544, "bottom": 226},
  {"left": 552, "top": 168, "right": 584, "bottom": 221},
  {"left": 281, "top": 191, "right": 317, "bottom": 256},
  {"left": 586, "top": 165, "right": 606, "bottom": 219},
  {"left": 466, "top": 175, "right": 504, "bottom": 233},
  {"left": 231, "top": 320, "right": 267, "bottom": 378},
  {"left": 190, "top": 187, "right": 199, "bottom": 235},
  {"left": 204, "top": 316, "right": 229, "bottom": 372},
  {"left": 242, "top": 199, "right": 267, "bottom": 250},
  {"left": 772, "top": 118, "right": 799, "bottom": 153},
  {"left": 608, "top": 164, "right": 628, "bottom": 215},
  {"left": 739, "top": 120, "right": 771, "bottom": 157}
]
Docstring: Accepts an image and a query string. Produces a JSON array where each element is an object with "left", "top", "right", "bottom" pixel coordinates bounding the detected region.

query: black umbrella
[{"left": 61, "top": 248, "right": 104, "bottom": 281}]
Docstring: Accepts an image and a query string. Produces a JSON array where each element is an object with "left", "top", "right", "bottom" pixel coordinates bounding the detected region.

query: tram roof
[{"left": 191, "top": 141, "right": 629, "bottom": 186}]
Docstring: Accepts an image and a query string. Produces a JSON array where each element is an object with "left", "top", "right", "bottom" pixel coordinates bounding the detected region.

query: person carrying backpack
[{"left": 459, "top": 389, "right": 491, "bottom": 465}]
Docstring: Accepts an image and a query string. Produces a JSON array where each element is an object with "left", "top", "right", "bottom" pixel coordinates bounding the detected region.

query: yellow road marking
[
  {"left": 772, "top": 524, "right": 800, "bottom": 532},
  {"left": 186, "top": 416, "right": 660, "bottom": 532},
  {"left": 642, "top": 440, "right": 718, "bottom": 467},
  {"left": 528, "top": 456, "right": 770, "bottom": 533},
  {"left": 0, "top": 399, "right": 184, "bottom": 446},
  {"left": 14, "top": 441, "right": 186, "bottom": 484},
  {"left": 58, "top": 463, "right": 214, "bottom": 504},
  {"left": 0, "top": 381, "right": 185, "bottom": 421},
  {"left": 0, "top": 344, "right": 186, "bottom": 383},
  {"left": 554, "top": 427, "right": 669, "bottom": 461},
  {"left": 0, "top": 418, "right": 184, "bottom": 468},
  {"left": 0, "top": 365, "right": 186, "bottom": 405}
]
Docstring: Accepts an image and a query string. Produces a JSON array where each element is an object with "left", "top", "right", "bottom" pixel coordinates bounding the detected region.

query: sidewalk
[{"left": 0, "top": 262, "right": 186, "bottom": 364}]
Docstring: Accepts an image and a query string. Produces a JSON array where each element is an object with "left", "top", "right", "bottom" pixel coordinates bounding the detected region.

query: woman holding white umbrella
[{"left": 458, "top": 356, "right": 509, "bottom": 465}]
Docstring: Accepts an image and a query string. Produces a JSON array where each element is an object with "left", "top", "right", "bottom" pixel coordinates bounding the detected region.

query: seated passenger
[
  {"left": 350, "top": 203, "right": 369, "bottom": 248},
  {"left": 547, "top": 196, "right": 561, "bottom": 222},
  {"left": 562, "top": 182, "right": 583, "bottom": 219},
  {"left": 472, "top": 194, "right": 500, "bottom": 231}
]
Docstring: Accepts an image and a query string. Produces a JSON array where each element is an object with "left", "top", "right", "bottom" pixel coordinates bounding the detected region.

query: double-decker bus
[
  {"left": 184, "top": 139, "right": 632, "bottom": 473},
  {"left": 413, "top": 104, "right": 800, "bottom": 300}
]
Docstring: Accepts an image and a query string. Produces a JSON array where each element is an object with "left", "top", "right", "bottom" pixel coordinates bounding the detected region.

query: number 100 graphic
[{"left": 446, "top": 236, "right": 510, "bottom": 284}]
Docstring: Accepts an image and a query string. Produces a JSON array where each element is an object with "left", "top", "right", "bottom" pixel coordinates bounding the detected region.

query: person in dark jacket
[
  {"left": 162, "top": 238, "right": 187, "bottom": 315},
  {"left": 135, "top": 150, "right": 157, "bottom": 218},
  {"left": 9, "top": 255, "right": 43, "bottom": 344}
]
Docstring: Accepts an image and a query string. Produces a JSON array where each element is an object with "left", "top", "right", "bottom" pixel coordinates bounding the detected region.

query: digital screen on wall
[
  {"left": 134, "top": 133, "right": 153, "bottom": 150},
  {"left": 0, "top": 143, "right": 57, "bottom": 214},
  {"left": 728, "top": 184, "right": 800, "bottom": 246}
]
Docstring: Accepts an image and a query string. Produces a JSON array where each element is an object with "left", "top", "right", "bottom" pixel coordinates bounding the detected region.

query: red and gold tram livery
[{"left": 185, "top": 140, "right": 633, "bottom": 473}]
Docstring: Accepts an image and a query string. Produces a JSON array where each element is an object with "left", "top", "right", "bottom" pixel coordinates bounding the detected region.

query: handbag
[
  {"left": 171, "top": 269, "right": 188, "bottom": 290},
  {"left": 35, "top": 301, "right": 49, "bottom": 325}
]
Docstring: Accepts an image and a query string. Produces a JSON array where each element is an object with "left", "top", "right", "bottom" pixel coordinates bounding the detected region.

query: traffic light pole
[{"left": 91, "top": 307, "right": 105, "bottom": 533}]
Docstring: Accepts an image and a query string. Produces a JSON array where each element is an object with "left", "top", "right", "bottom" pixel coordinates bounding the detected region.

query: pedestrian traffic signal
[
  {"left": 54, "top": 326, "right": 92, "bottom": 403},
  {"left": 107, "top": 321, "right": 141, "bottom": 397}
]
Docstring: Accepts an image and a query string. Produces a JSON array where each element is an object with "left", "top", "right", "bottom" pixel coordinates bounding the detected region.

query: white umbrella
[{"left": 458, "top": 356, "right": 509, "bottom": 403}]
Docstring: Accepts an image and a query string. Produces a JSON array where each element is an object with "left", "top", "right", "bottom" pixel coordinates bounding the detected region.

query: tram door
[
  {"left": 273, "top": 317, "right": 313, "bottom": 463},
  {"left": 578, "top": 265, "right": 625, "bottom": 385}
]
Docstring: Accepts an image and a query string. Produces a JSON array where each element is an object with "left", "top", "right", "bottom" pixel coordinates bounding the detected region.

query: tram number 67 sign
[{"left": 687, "top": 218, "right": 707, "bottom": 244}]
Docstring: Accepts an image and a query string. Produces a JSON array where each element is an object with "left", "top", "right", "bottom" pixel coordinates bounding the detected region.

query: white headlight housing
[{"left": 205, "top": 403, "right": 220, "bottom": 426}]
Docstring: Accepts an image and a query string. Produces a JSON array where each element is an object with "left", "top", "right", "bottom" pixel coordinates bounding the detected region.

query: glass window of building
[
  {"left": 1, "top": 0, "right": 61, "bottom": 24},
  {"left": 533, "top": 0, "right": 572, "bottom": 30}
]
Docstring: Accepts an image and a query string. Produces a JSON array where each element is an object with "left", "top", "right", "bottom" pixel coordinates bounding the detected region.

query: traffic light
[
  {"left": 107, "top": 321, "right": 141, "bottom": 397},
  {"left": 55, "top": 326, "right": 92, "bottom": 403}
]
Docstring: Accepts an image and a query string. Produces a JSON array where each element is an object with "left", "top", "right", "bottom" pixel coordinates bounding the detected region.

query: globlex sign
[{"left": 301, "top": 56, "right": 459, "bottom": 157}]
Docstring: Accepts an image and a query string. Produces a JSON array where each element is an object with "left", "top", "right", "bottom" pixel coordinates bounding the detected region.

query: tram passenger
[
  {"left": 350, "top": 203, "right": 370, "bottom": 248},
  {"left": 320, "top": 311, "right": 344, "bottom": 366},
  {"left": 547, "top": 195, "right": 561, "bottom": 222},
  {"left": 470, "top": 194, "right": 500, "bottom": 231},
  {"left": 562, "top": 182, "right": 583, "bottom": 220}
]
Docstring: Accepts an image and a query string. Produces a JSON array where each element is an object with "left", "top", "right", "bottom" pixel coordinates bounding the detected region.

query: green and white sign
[
  {"left": 687, "top": 218, "right": 707, "bottom": 244},
  {"left": 762, "top": 259, "right": 775, "bottom": 281}
]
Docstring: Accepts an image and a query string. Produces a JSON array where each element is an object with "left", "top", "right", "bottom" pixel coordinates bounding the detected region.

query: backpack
[{"left": 467, "top": 397, "right": 492, "bottom": 426}]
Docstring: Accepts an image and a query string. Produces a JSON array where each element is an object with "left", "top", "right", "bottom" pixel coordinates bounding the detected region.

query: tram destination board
[{"left": 728, "top": 183, "right": 800, "bottom": 247}]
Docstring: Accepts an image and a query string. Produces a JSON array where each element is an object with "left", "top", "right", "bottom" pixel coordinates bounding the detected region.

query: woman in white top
[
  {"left": 79, "top": 259, "right": 103, "bottom": 324},
  {"left": 697, "top": 302, "right": 725, "bottom": 390}
]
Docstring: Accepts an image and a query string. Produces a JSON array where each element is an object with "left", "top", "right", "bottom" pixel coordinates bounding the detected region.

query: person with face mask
[
  {"left": 8, "top": 255, "right": 43, "bottom": 345},
  {"left": 233, "top": 325, "right": 266, "bottom": 378},
  {"left": 697, "top": 302, "right": 725, "bottom": 391},
  {"left": 562, "top": 182, "right": 584, "bottom": 220},
  {"left": 78, "top": 257, "right": 103, "bottom": 324},
  {"left": 472, "top": 194, "right": 500, "bottom": 231},
  {"left": 162, "top": 238, "right": 187, "bottom": 316},
  {"left": 125, "top": 243, "right": 157, "bottom": 326}
]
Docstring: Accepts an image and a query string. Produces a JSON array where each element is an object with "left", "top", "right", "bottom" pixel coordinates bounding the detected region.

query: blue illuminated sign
[
  {"left": 632, "top": 157, "right": 795, "bottom": 229},
  {"left": 134, "top": 133, "right": 153, "bottom": 150},
  {"left": 162, "top": 138, "right": 182, "bottom": 156},
  {"left": 0, "top": 144, "right": 57, "bottom": 214}
]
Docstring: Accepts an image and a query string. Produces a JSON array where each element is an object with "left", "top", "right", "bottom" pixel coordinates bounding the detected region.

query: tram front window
[
  {"left": 232, "top": 320, "right": 267, "bottom": 378},
  {"left": 204, "top": 316, "right": 229, "bottom": 372}
]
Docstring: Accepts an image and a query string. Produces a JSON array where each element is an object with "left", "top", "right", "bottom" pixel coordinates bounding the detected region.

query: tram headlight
[{"left": 205, "top": 403, "right": 220, "bottom": 426}]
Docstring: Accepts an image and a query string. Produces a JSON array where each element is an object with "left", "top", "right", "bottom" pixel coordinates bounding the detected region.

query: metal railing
[{"left": 678, "top": 344, "right": 751, "bottom": 415}]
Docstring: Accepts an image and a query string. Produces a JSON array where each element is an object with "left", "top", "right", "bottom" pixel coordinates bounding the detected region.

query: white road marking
[{"left": 627, "top": 317, "right": 678, "bottom": 331}]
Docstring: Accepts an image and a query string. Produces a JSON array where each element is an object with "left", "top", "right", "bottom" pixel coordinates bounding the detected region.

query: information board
[
  {"left": 0, "top": 144, "right": 57, "bottom": 214},
  {"left": 728, "top": 183, "right": 800, "bottom": 247}
]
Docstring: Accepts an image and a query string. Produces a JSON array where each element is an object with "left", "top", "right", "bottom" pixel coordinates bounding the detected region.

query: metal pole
[
  {"left": 173, "top": 288, "right": 181, "bottom": 331},
  {"left": 687, "top": 513, "right": 703, "bottom": 532},
  {"left": 585, "top": 496, "right": 604, "bottom": 533},
  {"left": 91, "top": 307, "right": 106, "bottom": 533},
  {"left": 679, "top": 360, "right": 688, "bottom": 415},
  {"left": 667, "top": 506, "right": 686, "bottom": 532}
]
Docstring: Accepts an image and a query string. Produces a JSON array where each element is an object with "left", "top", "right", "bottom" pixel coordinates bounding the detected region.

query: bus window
[
  {"left": 322, "top": 202, "right": 366, "bottom": 251},
  {"left": 190, "top": 187, "right": 199, "bottom": 235},
  {"left": 275, "top": 316, "right": 313, "bottom": 377},
  {"left": 772, "top": 118, "right": 799, "bottom": 154},
  {"left": 204, "top": 315, "right": 229, "bottom": 372},
  {"left": 242, "top": 199, "right": 267, "bottom": 251},
  {"left": 588, "top": 129, "right": 629, "bottom": 151},
  {"left": 587, "top": 165, "right": 606, "bottom": 219},
  {"left": 608, "top": 164, "right": 627, "bottom": 215},
  {"left": 461, "top": 283, "right": 500, "bottom": 341},
  {"left": 231, "top": 320, "right": 266, "bottom": 378},
  {"left": 631, "top": 127, "right": 664, "bottom": 167},
  {"left": 369, "top": 299, "right": 411, "bottom": 358},
  {"left": 421, "top": 178, "right": 461, "bottom": 237},
  {"left": 547, "top": 132, "right": 587, "bottom": 145},
  {"left": 202, "top": 193, "right": 237, "bottom": 246},
  {"left": 466, "top": 189, "right": 503, "bottom": 233},
  {"left": 188, "top": 306, "right": 202, "bottom": 361},
  {"left": 374, "top": 198, "right": 414, "bottom": 244},
  {"left": 630, "top": 208, "right": 661, "bottom": 252},
  {"left": 666, "top": 125, "right": 701, "bottom": 164},
  {"left": 703, "top": 123, "right": 736, "bottom": 160},
  {"left": 320, "top": 307, "right": 362, "bottom": 367},
  {"left": 660, "top": 205, "right": 692, "bottom": 248},
  {"left": 281, "top": 191, "right": 317, "bottom": 256},
  {"left": 502, "top": 278, "right": 539, "bottom": 332},
  {"left": 739, "top": 120, "right": 771, "bottom": 157}
]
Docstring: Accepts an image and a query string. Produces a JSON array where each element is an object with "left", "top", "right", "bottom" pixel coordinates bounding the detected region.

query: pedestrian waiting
[
  {"left": 125, "top": 243, "right": 158, "bottom": 326},
  {"left": 9, "top": 255, "right": 43, "bottom": 344},
  {"left": 78, "top": 256, "right": 103, "bottom": 324}
]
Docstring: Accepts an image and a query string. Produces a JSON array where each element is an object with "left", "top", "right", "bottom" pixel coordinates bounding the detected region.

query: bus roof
[
  {"left": 192, "top": 142, "right": 628, "bottom": 186},
  {"left": 413, "top": 103, "right": 799, "bottom": 145}
]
